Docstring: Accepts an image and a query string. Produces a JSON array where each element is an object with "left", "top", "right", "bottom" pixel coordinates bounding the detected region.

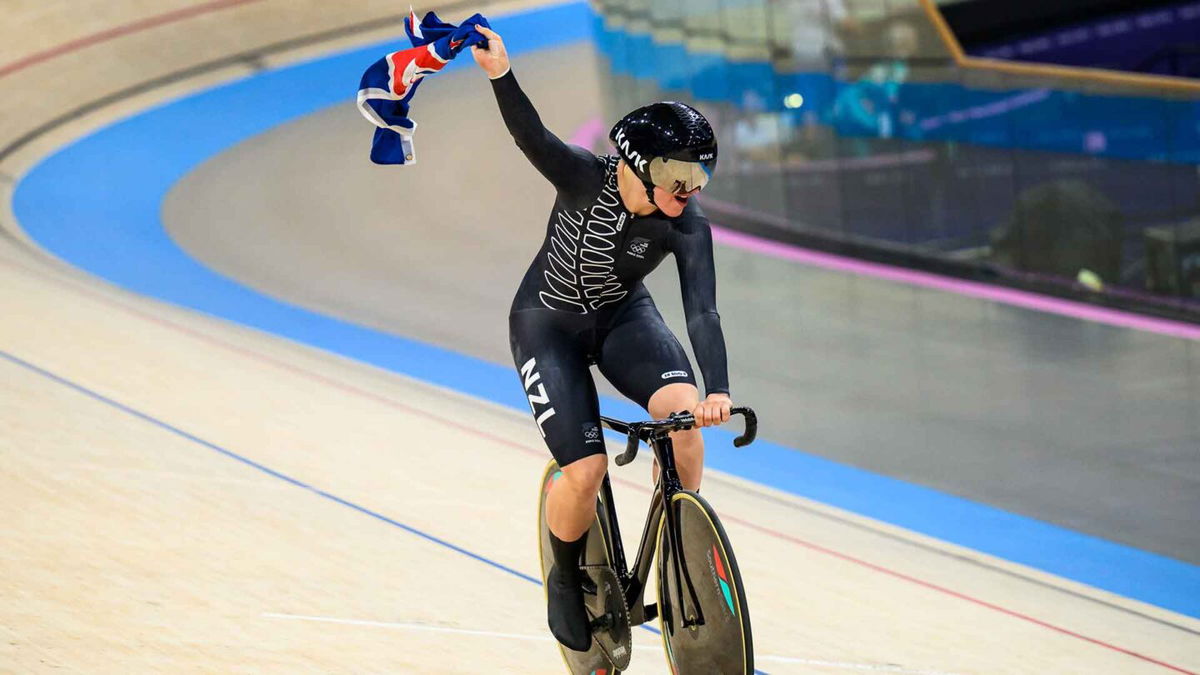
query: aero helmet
[{"left": 609, "top": 101, "right": 717, "bottom": 201}]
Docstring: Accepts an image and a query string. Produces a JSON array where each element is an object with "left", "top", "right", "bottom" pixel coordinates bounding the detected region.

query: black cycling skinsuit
[{"left": 492, "top": 69, "right": 729, "bottom": 467}]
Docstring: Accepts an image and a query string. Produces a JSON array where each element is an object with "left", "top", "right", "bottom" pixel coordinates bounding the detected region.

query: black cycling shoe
[{"left": 547, "top": 564, "right": 592, "bottom": 651}]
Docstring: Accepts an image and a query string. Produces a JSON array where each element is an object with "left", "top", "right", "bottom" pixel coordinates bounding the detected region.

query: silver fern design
[{"left": 538, "top": 158, "right": 629, "bottom": 313}]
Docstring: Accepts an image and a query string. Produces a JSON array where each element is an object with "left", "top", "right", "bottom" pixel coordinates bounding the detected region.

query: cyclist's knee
[
  {"left": 673, "top": 426, "right": 703, "bottom": 450},
  {"left": 648, "top": 382, "right": 700, "bottom": 419},
  {"left": 560, "top": 453, "right": 608, "bottom": 494}
]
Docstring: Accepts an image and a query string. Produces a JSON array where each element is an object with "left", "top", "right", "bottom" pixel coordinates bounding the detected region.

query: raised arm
[
  {"left": 671, "top": 202, "right": 731, "bottom": 401},
  {"left": 472, "top": 25, "right": 600, "bottom": 196}
]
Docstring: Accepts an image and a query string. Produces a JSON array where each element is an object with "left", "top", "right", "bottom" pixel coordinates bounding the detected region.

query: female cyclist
[{"left": 472, "top": 25, "right": 733, "bottom": 651}]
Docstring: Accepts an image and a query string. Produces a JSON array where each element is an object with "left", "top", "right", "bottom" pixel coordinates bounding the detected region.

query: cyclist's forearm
[
  {"left": 674, "top": 207, "right": 730, "bottom": 396},
  {"left": 687, "top": 311, "right": 730, "bottom": 396}
]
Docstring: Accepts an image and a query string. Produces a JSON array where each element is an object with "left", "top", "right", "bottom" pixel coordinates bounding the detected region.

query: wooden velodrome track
[{"left": 2, "top": 1, "right": 1199, "bottom": 673}]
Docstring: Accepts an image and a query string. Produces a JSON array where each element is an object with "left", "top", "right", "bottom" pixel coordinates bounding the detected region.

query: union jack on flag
[{"left": 356, "top": 8, "right": 491, "bottom": 165}]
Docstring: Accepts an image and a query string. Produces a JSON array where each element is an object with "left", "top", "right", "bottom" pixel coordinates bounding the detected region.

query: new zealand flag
[{"left": 356, "top": 9, "right": 490, "bottom": 165}]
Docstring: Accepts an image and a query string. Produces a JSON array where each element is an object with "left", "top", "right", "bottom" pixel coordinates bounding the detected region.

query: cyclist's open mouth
[{"left": 673, "top": 194, "right": 689, "bottom": 206}]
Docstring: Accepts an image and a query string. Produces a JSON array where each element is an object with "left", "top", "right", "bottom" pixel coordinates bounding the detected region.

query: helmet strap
[
  {"left": 617, "top": 158, "right": 662, "bottom": 213},
  {"left": 642, "top": 180, "right": 657, "bottom": 209}
]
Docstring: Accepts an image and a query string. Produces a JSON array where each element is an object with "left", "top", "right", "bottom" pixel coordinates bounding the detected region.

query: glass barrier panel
[{"left": 589, "top": 0, "right": 1200, "bottom": 317}]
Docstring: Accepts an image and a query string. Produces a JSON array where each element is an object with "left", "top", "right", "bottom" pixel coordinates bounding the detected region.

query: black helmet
[{"left": 609, "top": 101, "right": 717, "bottom": 196}]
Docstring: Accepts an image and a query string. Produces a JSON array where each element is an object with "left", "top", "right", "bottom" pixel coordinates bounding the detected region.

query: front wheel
[{"left": 656, "top": 491, "right": 753, "bottom": 674}]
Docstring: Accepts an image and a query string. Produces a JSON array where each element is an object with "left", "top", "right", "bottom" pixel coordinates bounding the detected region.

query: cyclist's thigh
[
  {"left": 509, "top": 310, "right": 606, "bottom": 466},
  {"left": 597, "top": 298, "right": 697, "bottom": 410}
]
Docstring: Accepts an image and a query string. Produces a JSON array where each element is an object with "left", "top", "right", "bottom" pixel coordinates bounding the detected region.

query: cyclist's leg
[
  {"left": 646, "top": 382, "right": 703, "bottom": 489},
  {"left": 510, "top": 310, "right": 606, "bottom": 651},
  {"left": 510, "top": 310, "right": 609, "bottom": 536},
  {"left": 597, "top": 297, "right": 704, "bottom": 490}
]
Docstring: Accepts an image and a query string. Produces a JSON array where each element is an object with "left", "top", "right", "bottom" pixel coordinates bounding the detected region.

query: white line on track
[
  {"left": 261, "top": 612, "right": 963, "bottom": 674},
  {"left": 263, "top": 611, "right": 580, "bottom": 644}
]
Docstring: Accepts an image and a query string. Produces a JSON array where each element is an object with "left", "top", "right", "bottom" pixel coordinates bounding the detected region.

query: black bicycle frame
[{"left": 596, "top": 417, "right": 707, "bottom": 630}]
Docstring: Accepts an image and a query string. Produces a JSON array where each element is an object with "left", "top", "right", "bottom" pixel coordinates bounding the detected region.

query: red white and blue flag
[{"left": 357, "top": 9, "right": 490, "bottom": 165}]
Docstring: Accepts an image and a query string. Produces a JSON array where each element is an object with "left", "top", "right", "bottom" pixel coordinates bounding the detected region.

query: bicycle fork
[{"left": 654, "top": 433, "right": 707, "bottom": 631}]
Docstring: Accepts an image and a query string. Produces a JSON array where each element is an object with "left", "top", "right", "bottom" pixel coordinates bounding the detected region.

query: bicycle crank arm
[
  {"left": 640, "top": 603, "right": 658, "bottom": 623},
  {"left": 589, "top": 613, "right": 614, "bottom": 633}
]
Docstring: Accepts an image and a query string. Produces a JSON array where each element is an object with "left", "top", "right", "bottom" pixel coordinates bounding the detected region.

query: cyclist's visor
[{"left": 647, "top": 155, "right": 716, "bottom": 194}]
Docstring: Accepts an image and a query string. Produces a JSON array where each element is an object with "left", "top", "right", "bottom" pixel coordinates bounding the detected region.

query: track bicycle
[{"left": 536, "top": 407, "right": 758, "bottom": 674}]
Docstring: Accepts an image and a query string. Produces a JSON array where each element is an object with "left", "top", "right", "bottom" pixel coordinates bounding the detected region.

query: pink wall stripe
[
  {"left": 566, "top": 116, "right": 605, "bottom": 150},
  {"left": 710, "top": 225, "right": 1200, "bottom": 341},
  {"left": 568, "top": 115, "right": 1200, "bottom": 342}
]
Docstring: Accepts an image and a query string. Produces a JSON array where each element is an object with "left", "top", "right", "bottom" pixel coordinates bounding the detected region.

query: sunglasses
[{"left": 647, "top": 156, "right": 716, "bottom": 195}]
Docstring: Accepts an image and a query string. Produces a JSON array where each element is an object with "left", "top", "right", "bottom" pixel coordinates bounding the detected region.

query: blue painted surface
[{"left": 11, "top": 1, "right": 1200, "bottom": 618}]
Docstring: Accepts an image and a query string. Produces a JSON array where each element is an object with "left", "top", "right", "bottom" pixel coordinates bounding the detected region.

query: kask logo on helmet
[{"left": 613, "top": 127, "right": 649, "bottom": 174}]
